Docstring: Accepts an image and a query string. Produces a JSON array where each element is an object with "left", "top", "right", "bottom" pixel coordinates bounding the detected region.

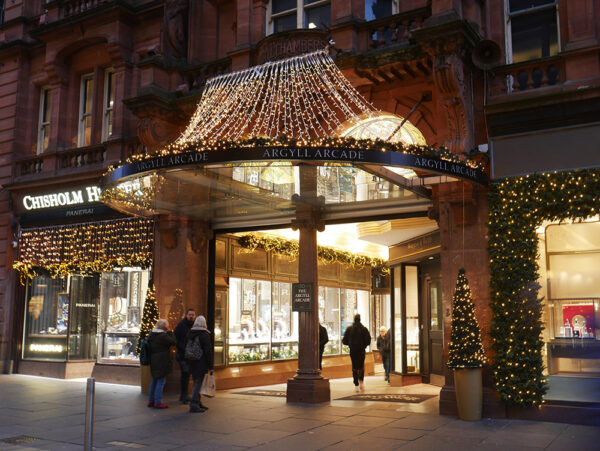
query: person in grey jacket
[
  {"left": 184, "top": 315, "right": 214, "bottom": 412},
  {"left": 147, "top": 319, "right": 176, "bottom": 409}
]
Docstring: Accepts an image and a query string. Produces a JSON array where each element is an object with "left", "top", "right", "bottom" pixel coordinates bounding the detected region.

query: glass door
[{"left": 68, "top": 274, "right": 99, "bottom": 360}]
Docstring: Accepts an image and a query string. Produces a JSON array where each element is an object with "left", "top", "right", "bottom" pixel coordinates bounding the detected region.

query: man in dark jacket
[
  {"left": 148, "top": 319, "right": 176, "bottom": 408},
  {"left": 319, "top": 323, "right": 329, "bottom": 370},
  {"left": 342, "top": 314, "right": 371, "bottom": 391},
  {"left": 185, "top": 315, "right": 214, "bottom": 413},
  {"left": 174, "top": 308, "right": 195, "bottom": 403}
]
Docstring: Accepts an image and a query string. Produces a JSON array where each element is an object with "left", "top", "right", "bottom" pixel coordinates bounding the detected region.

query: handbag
[{"left": 200, "top": 371, "right": 216, "bottom": 397}]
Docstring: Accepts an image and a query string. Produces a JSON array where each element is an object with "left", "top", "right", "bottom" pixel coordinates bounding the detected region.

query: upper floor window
[
  {"left": 37, "top": 87, "right": 52, "bottom": 154},
  {"left": 0, "top": 0, "right": 5, "bottom": 26},
  {"left": 506, "top": 0, "right": 558, "bottom": 64},
  {"left": 102, "top": 69, "right": 115, "bottom": 142},
  {"left": 365, "top": 0, "right": 397, "bottom": 21},
  {"left": 78, "top": 74, "right": 93, "bottom": 147},
  {"left": 268, "top": 0, "right": 330, "bottom": 34}
]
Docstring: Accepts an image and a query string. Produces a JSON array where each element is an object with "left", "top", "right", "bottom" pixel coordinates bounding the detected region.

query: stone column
[{"left": 286, "top": 166, "right": 330, "bottom": 403}]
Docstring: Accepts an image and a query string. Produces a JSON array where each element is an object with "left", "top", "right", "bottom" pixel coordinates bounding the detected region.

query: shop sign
[
  {"left": 390, "top": 231, "right": 441, "bottom": 261},
  {"left": 22, "top": 186, "right": 101, "bottom": 211},
  {"left": 292, "top": 283, "right": 313, "bottom": 312},
  {"left": 109, "top": 147, "right": 488, "bottom": 185},
  {"left": 29, "top": 343, "right": 64, "bottom": 353}
]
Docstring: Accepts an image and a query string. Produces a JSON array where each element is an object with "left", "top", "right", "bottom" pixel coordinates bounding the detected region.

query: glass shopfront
[
  {"left": 393, "top": 265, "right": 421, "bottom": 373},
  {"left": 23, "top": 268, "right": 149, "bottom": 364},
  {"left": 539, "top": 220, "right": 600, "bottom": 375},
  {"left": 227, "top": 276, "right": 371, "bottom": 363}
]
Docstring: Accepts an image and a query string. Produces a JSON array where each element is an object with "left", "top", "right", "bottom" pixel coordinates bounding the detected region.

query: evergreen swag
[
  {"left": 447, "top": 269, "right": 486, "bottom": 369},
  {"left": 488, "top": 169, "right": 600, "bottom": 406},
  {"left": 137, "top": 283, "right": 159, "bottom": 356},
  {"left": 237, "top": 233, "right": 389, "bottom": 274}
]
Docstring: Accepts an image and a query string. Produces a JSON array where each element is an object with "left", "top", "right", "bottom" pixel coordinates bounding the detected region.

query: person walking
[
  {"left": 376, "top": 326, "right": 391, "bottom": 383},
  {"left": 342, "top": 314, "right": 371, "bottom": 392},
  {"left": 319, "top": 323, "right": 329, "bottom": 370},
  {"left": 147, "top": 319, "right": 176, "bottom": 409},
  {"left": 185, "top": 315, "right": 214, "bottom": 413},
  {"left": 174, "top": 308, "right": 196, "bottom": 403}
]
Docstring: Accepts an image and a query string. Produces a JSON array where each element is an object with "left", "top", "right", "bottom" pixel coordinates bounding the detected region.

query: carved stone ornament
[
  {"left": 188, "top": 220, "right": 213, "bottom": 254},
  {"left": 158, "top": 216, "right": 180, "bottom": 249},
  {"left": 137, "top": 116, "right": 180, "bottom": 152},
  {"left": 164, "top": 0, "right": 189, "bottom": 60},
  {"left": 429, "top": 39, "right": 474, "bottom": 154}
]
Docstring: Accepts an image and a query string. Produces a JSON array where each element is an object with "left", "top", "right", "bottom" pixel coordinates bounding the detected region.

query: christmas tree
[
  {"left": 167, "top": 288, "right": 184, "bottom": 328},
  {"left": 447, "top": 268, "right": 486, "bottom": 369},
  {"left": 136, "top": 283, "right": 159, "bottom": 355}
]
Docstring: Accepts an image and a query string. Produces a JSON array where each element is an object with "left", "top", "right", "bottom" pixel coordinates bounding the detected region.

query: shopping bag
[{"left": 200, "top": 371, "right": 216, "bottom": 397}]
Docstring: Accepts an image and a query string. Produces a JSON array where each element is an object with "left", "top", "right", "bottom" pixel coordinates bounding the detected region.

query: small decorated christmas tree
[
  {"left": 448, "top": 268, "right": 486, "bottom": 369},
  {"left": 137, "top": 283, "right": 159, "bottom": 355},
  {"left": 167, "top": 288, "right": 184, "bottom": 328}
]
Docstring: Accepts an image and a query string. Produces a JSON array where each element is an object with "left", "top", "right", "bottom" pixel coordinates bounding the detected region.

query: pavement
[{"left": 0, "top": 374, "right": 598, "bottom": 450}]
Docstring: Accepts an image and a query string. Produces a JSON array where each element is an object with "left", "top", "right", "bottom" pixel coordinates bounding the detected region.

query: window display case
[{"left": 97, "top": 269, "right": 148, "bottom": 364}]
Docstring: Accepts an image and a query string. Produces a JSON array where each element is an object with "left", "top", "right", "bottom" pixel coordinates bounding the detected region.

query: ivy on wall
[
  {"left": 237, "top": 233, "right": 389, "bottom": 274},
  {"left": 488, "top": 169, "right": 600, "bottom": 406}
]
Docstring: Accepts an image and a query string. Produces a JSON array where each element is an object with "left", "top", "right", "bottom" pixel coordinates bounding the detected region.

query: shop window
[
  {"left": 319, "top": 286, "right": 340, "bottom": 354},
  {"left": 78, "top": 74, "right": 94, "bottom": 147},
  {"left": 37, "top": 87, "right": 52, "bottom": 154},
  {"left": 102, "top": 69, "right": 114, "bottom": 142},
  {"left": 214, "top": 289, "right": 227, "bottom": 365},
  {"left": 68, "top": 274, "right": 99, "bottom": 360},
  {"left": 341, "top": 288, "right": 371, "bottom": 353},
  {"left": 272, "top": 281, "right": 298, "bottom": 359},
  {"left": 506, "top": 0, "right": 558, "bottom": 64},
  {"left": 97, "top": 269, "right": 149, "bottom": 364},
  {"left": 404, "top": 266, "right": 420, "bottom": 373},
  {"left": 23, "top": 276, "right": 69, "bottom": 361},
  {"left": 268, "top": 0, "right": 331, "bottom": 34}
]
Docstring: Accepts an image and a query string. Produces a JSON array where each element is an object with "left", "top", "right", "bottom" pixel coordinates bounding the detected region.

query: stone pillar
[
  {"left": 434, "top": 182, "right": 505, "bottom": 418},
  {"left": 154, "top": 215, "right": 211, "bottom": 392},
  {"left": 286, "top": 166, "right": 330, "bottom": 403}
]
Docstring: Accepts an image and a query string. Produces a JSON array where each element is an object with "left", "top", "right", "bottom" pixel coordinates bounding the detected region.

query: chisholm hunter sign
[{"left": 105, "top": 147, "right": 488, "bottom": 185}]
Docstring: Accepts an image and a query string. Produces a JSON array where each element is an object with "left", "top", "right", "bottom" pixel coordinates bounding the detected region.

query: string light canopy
[{"left": 173, "top": 49, "right": 376, "bottom": 144}]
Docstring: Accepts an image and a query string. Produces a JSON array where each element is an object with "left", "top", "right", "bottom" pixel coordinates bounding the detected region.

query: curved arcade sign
[{"left": 104, "top": 146, "right": 488, "bottom": 186}]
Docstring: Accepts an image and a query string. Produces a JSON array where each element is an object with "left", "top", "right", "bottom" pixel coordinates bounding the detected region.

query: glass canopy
[{"left": 103, "top": 162, "right": 432, "bottom": 230}]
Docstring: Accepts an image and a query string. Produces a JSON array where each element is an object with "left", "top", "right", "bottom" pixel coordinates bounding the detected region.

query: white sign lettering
[{"left": 23, "top": 186, "right": 102, "bottom": 211}]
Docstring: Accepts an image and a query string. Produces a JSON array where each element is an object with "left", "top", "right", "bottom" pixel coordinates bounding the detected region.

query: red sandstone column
[{"left": 286, "top": 166, "right": 331, "bottom": 403}]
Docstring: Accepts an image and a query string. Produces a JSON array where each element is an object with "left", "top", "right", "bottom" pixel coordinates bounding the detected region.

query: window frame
[
  {"left": 365, "top": 0, "right": 399, "bottom": 22},
  {"left": 505, "top": 0, "right": 560, "bottom": 64},
  {"left": 267, "top": 0, "right": 331, "bottom": 35},
  {"left": 37, "top": 86, "right": 52, "bottom": 154},
  {"left": 102, "top": 68, "right": 115, "bottom": 142},
  {"left": 77, "top": 73, "right": 94, "bottom": 148}
]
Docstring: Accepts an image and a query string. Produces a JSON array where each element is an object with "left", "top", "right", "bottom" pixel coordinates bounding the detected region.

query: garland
[
  {"left": 13, "top": 217, "right": 154, "bottom": 282},
  {"left": 237, "top": 233, "right": 388, "bottom": 274},
  {"left": 106, "top": 136, "right": 484, "bottom": 174},
  {"left": 488, "top": 169, "right": 600, "bottom": 406}
]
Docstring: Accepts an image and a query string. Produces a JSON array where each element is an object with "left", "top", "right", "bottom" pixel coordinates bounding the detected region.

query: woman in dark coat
[
  {"left": 147, "top": 318, "right": 176, "bottom": 409},
  {"left": 184, "top": 315, "right": 214, "bottom": 412}
]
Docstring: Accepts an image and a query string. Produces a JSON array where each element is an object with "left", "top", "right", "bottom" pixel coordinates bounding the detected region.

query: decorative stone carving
[
  {"left": 164, "top": 0, "right": 189, "bottom": 60},
  {"left": 137, "top": 116, "right": 180, "bottom": 152},
  {"left": 158, "top": 215, "right": 180, "bottom": 249},
  {"left": 188, "top": 220, "right": 213, "bottom": 255}
]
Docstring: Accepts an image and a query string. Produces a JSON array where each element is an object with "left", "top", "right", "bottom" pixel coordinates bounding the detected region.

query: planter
[
  {"left": 140, "top": 364, "right": 151, "bottom": 394},
  {"left": 454, "top": 367, "right": 483, "bottom": 420}
]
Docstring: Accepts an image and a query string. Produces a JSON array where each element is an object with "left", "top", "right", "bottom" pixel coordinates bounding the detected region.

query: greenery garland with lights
[
  {"left": 237, "top": 233, "right": 389, "bottom": 274},
  {"left": 13, "top": 217, "right": 154, "bottom": 282},
  {"left": 105, "top": 136, "right": 483, "bottom": 174},
  {"left": 447, "top": 268, "right": 486, "bottom": 369},
  {"left": 488, "top": 169, "right": 600, "bottom": 406}
]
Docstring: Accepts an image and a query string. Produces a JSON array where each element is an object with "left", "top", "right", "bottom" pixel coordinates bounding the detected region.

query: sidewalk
[{"left": 0, "top": 374, "right": 598, "bottom": 450}]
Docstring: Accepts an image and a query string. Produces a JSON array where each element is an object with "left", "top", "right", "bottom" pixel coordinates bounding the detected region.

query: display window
[
  {"left": 227, "top": 277, "right": 371, "bottom": 364},
  {"left": 98, "top": 269, "right": 149, "bottom": 364},
  {"left": 23, "top": 268, "right": 150, "bottom": 364},
  {"left": 539, "top": 220, "right": 600, "bottom": 375}
]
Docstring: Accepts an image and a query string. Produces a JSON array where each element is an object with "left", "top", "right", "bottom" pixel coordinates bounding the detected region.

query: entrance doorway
[{"left": 390, "top": 253, "right": 443, "bottom": 385}]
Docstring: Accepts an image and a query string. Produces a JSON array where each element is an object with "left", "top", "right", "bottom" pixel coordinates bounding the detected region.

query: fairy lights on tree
[
  {"left": 447, "top": 268, "right": 486, "bottom": 369},
  {"left": 488, "top": 169, "right": 600, "bottom": 406},
  {"left": 137, "top": 283, "right": 159, "bottom": 355}
]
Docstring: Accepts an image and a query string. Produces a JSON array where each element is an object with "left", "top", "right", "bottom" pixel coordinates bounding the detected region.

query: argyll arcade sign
[{"left": 107, "top": 146, "right": 488, "bottom": 186}]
